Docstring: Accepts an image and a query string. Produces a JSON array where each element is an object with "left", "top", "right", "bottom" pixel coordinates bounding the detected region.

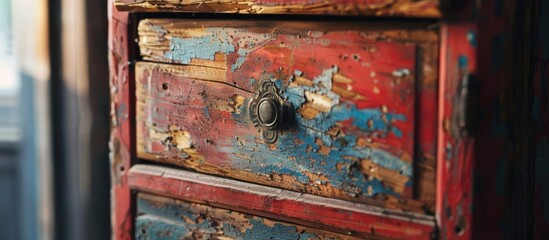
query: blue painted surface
[
  {"left": 165, "top": 30, "right": 235, "bottom": 64},
  {"left": 458, "top": 55, "right": 469, "bottom": 71},
  {"left": 164, "top": 29, "right": 273, "bottom": 72},
  {"left": 202, "top": 106, "right": 210, "bottom": 119},
  {"left": 136, "top": 216, "right": 189, "bottom": 240},
  {"left": 137, "top": 196, "right": 324, "bottom": 240},
  {"left": 232, "top": 48, "right": 252, "bottom": 72},
  {"left": 224, "top": 67, "right": 411, "bottom": 197}
]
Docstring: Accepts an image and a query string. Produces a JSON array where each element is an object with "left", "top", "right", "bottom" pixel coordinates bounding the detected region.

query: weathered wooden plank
[
  {"left": 114, "top": 0, "right": 440, "bottom": 18},
  {"left": 135, "top": 19, "right": 438, "bottom": 213},
  {"left": 109, "top": 5, "right": 134, "bottom": 240},
  {"left": 130, "top": 165, "right": 436, "bottom": 239},
  {"left": 436, "top": 24, "right": 476, "bottom": 240},
  {"left": 136, "top": 193, "right": 364, "bottom": 240}
]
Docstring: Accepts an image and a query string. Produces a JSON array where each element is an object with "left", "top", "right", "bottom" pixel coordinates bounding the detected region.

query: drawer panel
[
  {"left": 136, "top": 19, "right": 437, "bottom": 213},
  {"left": 114, "top": 0, "right": 440, "bottom": 18},
  {"left": 137, "top": 193, "right": 362, "bottom": 239},
  {"left": 130, "top": 164, "right": 435, "bottom": 239}
]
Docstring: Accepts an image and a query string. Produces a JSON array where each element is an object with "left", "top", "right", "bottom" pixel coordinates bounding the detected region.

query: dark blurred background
[{"left": 0, "top": 0, "right": 110, "bottom": 239}]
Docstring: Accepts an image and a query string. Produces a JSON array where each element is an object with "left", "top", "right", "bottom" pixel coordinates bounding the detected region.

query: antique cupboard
[{"left": 109, "top": 0, "right": 549, "bottom": 239}]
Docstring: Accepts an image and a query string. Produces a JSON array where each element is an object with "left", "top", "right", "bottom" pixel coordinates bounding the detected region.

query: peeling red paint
[
  {"left": 135, "top": 20, "right": 439, "bottom": 212},
  {"left": 109, "top": 4, "right": 134, "bottom": 240},
  {"left": 129, "top": 164, "right": 436, "bottom": 239},
  {"left": 437, "top": 23, "right": 476, "bottom": 239}
]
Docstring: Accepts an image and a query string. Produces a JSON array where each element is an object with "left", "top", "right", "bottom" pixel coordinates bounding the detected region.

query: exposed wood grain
[
  {"left": 135, "top": 19, "right": 438, "bottom": 213},
  {"left": 136, "top": 193, "right": 364, "bottom": 240},
  {"left": 114, "top": 0, "right": 440, "bottom": 18},
  {"left": 130, "top": 165, "right": 435, "bottom": 239}
]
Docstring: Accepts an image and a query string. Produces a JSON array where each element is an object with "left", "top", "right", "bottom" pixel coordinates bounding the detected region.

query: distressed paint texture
[
  {"left": 114, "top": 0, "right": 441, "bottom": 18},
  {"left": 440, "top": 0, "right": 541, "bottom": 238},
  {"left": 136, "top": 19, "right": 438, "bottom": 213},
  {"left": 436, "top": 24, "right": 477, "bottom": 240},
  {"left": 136, "top": 193, "right": 361, "bottom": 240},
  {"left": 109, "top": 4, "right": 133, "bottom": 240},
  {"left": 129, "top": 165, "right": 436, "bottom": 239}
]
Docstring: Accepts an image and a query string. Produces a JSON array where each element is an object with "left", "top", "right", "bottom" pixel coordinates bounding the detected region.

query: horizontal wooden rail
[
  {"left": 129, "top": 164, "right": 435, "bottom": 239},
  {"left": 114, "top": 0, "right": 441, "bottom": 18}
]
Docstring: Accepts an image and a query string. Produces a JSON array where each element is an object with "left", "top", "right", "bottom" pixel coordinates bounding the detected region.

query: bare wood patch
[{"left": 115, "top": 0, "right": 440, "bottom": 18}]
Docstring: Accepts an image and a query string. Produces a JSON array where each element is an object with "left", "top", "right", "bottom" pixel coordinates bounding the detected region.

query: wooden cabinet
[{"left": 109, "top": 0, "right": 546, "bottom": 239}]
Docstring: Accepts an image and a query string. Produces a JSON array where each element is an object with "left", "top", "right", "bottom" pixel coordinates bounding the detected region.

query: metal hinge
[{"left": 453, "top": 73, "right": 479, "bottom": 137}]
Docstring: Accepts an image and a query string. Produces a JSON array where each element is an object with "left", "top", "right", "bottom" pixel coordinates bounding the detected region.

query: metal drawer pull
[{"left": 249, "top": 80, "right": 294, "bottom": 143}]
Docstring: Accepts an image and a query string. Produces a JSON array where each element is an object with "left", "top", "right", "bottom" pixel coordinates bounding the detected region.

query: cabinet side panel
[
  {"left": 109, "top": 4, "right": 134, "bottom": 240},
  {"left": 436, "top": 24, "right": 476, "bottom": 240}
]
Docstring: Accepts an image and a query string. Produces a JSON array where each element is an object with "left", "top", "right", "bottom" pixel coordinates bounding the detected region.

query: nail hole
[
  {"left": 454, "top": 215, "right": 466, "bottom": 235},
  {"left": 162, "top": 83, "right": 169, "bottom": 90}
]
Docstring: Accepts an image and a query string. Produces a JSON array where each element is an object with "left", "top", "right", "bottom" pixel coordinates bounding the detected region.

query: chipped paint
[
  {"left": 392, "top": 68, "right": 411, "bottom": 78},
  {"left": 467, "top": 31, "right": 477, "bottom": 47},
  {"left": 136, "top": 194, "right": 353, "bottom": 240},
  {"left": 136, "top": 20, "right": 435, "bottom": 210},
  {"left": 202, "top": 106, "right": 211, "bottom": 119},
  {"left": 287, "top": 67, "right": 407, "bottom": 138},
  {"left": 231, "top": 32, "right": 273, "bottom": 72},
  {"left": 220, "top": 67, "right": 412, "bottom": 197},
  {"left": 165, "top": 30, "right": 235, "bottom": 64}
]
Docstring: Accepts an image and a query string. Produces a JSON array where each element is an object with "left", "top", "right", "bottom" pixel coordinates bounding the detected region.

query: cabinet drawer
[
  {"left": 136, "top": 19, "right": 437, "bottom": 213},
  {"left": 137, "top": 193, "right": 362, "bottom": 239}
]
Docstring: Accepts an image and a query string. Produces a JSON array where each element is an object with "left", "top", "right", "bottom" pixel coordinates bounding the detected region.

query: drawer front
[
  {"left": 136, "top": 19, "right": 437, "bottom": 213},
  {"left": 136, "top": 193, "right": 362, "bottom": 240}
]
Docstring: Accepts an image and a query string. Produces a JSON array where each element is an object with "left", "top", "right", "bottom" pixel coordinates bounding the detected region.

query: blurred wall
[{"left": 50, "top": 0, "right": 111, "bottom": 239}]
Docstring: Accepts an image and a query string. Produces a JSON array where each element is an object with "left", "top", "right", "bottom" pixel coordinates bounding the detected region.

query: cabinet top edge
[{"left": 113, "top": 0, "right": 441, "bottom": 18}]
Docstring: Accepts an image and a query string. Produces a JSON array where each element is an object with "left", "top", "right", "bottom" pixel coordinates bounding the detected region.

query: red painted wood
[
  {"left": 436, "top": 23, "right": 477, "bottom": 239},
  {"left": 128, "top": 164, "right": 436, "bottom": 239},
  {"left": 109, "top": 3, "right": 134, "bottom": 240},
  {"left": 135, "top": 21, "right": 429, "bottom": 207},
  {"left": 136, "top": 193, "right": 364, "bottom": 239},
  {"left": 438, "top": 1, "right": 542, "bottom": 239}
]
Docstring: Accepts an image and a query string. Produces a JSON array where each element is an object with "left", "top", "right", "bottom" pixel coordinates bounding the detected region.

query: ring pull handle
[{"left": 248, "top": 80, "right": 294, "bottom": 143}]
